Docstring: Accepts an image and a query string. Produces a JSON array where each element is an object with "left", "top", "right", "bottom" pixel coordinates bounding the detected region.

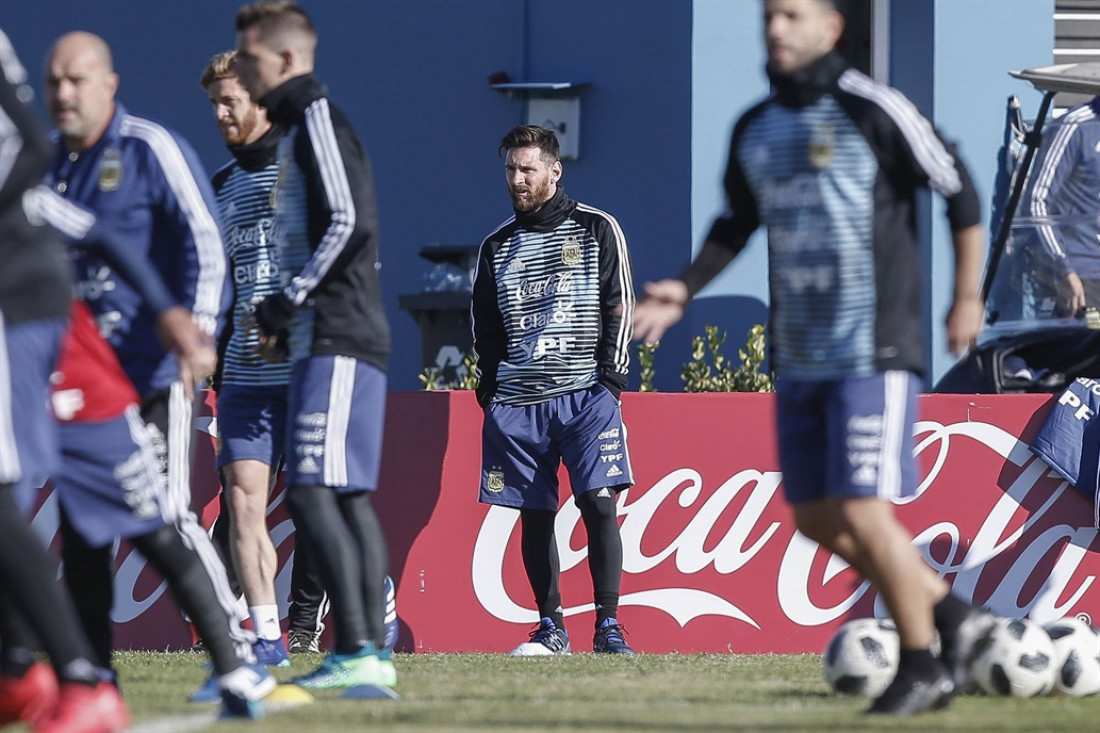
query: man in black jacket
[
  {"left": 472, "top": 125, "right": 637, "bottom": 655},
  {"left": 633, "top": 0, "right": 992, "bottom": 716},
  {"left": 201, "top": 48, "right": 326, "bottom": 665},
  {"left": 234, "top": 0, "right": 394, "bottom": 689}
]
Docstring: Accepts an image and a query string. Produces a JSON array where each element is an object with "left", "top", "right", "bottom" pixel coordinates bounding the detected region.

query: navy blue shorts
[
  {"left": 479, "top": 384, "right": 634, "bottom": 511},
  {"left": 0, "top": 316, "right": 66, "bottom": 513},
  {"left": 776, "top": 371, "right": 919, "bottom": 504},
  {"left": 285, "top": 355, "right": 385, "bottom": 493},
  {"left": 215, "top": 383, "right": 288, "bottom": 470},
  {"left": 55, "top": 405, "right": 168, "bottom": 546}
]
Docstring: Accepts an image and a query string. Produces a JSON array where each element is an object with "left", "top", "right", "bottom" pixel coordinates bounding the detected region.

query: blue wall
[{"left": 2, "top": 0, "right": 692, "bottom": 390}]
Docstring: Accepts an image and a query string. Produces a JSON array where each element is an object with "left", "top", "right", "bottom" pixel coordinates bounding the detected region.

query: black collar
[
  {"left": 514, "top": 185, "right": 575, "bottom": 232},
  {"left": 767, "top": 50, "right": 849, "bottom": 107},
  {"left": 258, "top": 73, "right": 326, "bottom": 125},
  {"left": 227, "top": 123, "right": 287, "bottom": 172}
]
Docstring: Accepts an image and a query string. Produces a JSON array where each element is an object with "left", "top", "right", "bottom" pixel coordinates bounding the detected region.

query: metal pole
[{"left": 980, "top": 90, "right": 1056, "bottom": 305}]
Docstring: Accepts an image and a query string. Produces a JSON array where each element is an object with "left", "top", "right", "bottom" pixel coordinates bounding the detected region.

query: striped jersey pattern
[
  {"left": 214, "top": 160, "right": 291, "bottom": 386},
  {"left": 489, "top": 216, "right": 613, "bottom": 404},
  {"left": 738, "top": 93, "right": 879, "bottom": 379},
  {"left": 734, "top": 67, "right": 968, "bottom": 380}
]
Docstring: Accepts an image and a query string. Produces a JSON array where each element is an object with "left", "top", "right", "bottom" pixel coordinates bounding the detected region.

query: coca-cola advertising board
[{"left": 29, "top": 391, "right": 1099, "bottom": 654}]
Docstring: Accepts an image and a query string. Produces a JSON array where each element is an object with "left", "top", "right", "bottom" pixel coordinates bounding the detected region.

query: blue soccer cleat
[
  {"left": 219, "top": 663, "right": 277, "bottom": 719},
  {"left": 253, "top": 637, "right": 291, "bottom": 668},
  {"left": 593, "top": 618, "right": 636, "bottom": 654},
  {"left": 189, "top": 672, "right": 220, "bottom": 704},
  {"left": 292, "top": 644, "right": 390, "bottom": 689},
  {"left": 509, "top": 617, "right": 571, "bottom": 656}
]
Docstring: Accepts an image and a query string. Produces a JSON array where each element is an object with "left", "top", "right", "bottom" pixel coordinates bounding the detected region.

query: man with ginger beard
[{"left": 200, "top": 49, "right": 337, "bottom": 663}]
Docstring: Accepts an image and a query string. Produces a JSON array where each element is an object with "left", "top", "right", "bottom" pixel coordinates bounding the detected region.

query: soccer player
[
  {"left": 42, "top": 30, "right": 242, "bottom": 683},
  {"left": 234, "top": 0, "right": 395, "bottom": 688},
  {"left": 24, "top": 189, "right": 276, "bottom": 716},
  {"left": 0, "top": 26, "right": 129, "bottom": 733},
  {"left": 200, "top": 49, "right": 328, "bottom": 663},
  {"left": 632, "top": 0, "right": 993, "bottom": 715},
  {"left": 471, "top": 125, "right": 637, "bottom": 655}
]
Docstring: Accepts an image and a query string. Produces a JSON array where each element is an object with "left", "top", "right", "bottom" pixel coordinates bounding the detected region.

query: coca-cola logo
[
  {"left": 471, "top": 418, "right": 1098, "bottom": 628},
  {"left": 512, "top": 272, "right": 573, "bottom": 303}
]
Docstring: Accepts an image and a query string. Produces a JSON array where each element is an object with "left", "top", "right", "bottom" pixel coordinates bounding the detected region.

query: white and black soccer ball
[
  {"left": 823, "top": 618, "right": 899, "bottom": 698},
  {"left": 972, "top": 617, "right": 1057, "bottom": 698},
  {"left": 1044, "top": 617, "right": 1100, "bottom": 698}
]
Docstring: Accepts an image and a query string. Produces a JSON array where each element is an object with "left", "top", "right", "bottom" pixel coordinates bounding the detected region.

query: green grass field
[{"left": 84, "top": 651, "right": 1094, "bottom": 732}]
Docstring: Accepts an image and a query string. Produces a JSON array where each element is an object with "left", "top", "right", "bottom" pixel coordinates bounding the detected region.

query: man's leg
[
  {"left": 287, "top": 534, "right": 329, "bottom": 653},
  {"left": 56, "top": 403, "right": 272, "bottom": 714},
  {"left": 793, "top": 500, "right": 950, "bottom": 616},
  {"left": 285, "top": 485, "right": 370, "bottom": 654},
  {"left": 58, "top": 512, "right": 115, "bottom": 670},
  {"left": 479, "top": 396, "right": 568, "bottom": 656},
  {"left": 282, "top": 357, "right": 392, "bottom": 688},
  {"left": 224, "top": 459, "right": 284, "bottom": 656},
  {"left": 208, "top": 488, "right": 243, "bottom": 599},
  {"left": 0, "top": 490, "right": 127, "bottom": 732},
  {"left": 812, "top": 372, "right": 954, "bottom": 714},
  {"left": 132, "top": 524, "right": 250, "bottom": 677},
  {"left": 215, "top": 383, "right": 291, "bottom": 661},
  {"left": 0, "top": 487, "right": 102, "bottom": 686},
  {"left": 560, "top": 385, "right": 635, "bottom": 653},
  {"left": 519, "top": 508, "right": 563, "bottom": 629},
  {"left": 336, "top": 491, "right": 389, "bottom": 648}
]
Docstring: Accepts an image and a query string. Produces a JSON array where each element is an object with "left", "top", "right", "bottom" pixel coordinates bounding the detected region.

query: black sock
[
  {"left": 897, "top": 647, "right": 939, "bottom": 679},
  {"left": 933, "top": 593, "right": 972, "bottom": 638},
  {"left": 576, "top": 488, "right": 623, "bottom": 627},
  {"left": 519, "top": 509, "right": 563, "bottom": 628}
]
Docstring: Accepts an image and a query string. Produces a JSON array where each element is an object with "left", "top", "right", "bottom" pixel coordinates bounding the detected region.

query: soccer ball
[
  {"left": 823, "top": 618, "right": 899, "bottom": 698},
  {"left": 971, "top": 617, "right": 1057, "bottom": 697},
  {"left": 1044, "top": 617, "right": 1100, "bottom": 697}
]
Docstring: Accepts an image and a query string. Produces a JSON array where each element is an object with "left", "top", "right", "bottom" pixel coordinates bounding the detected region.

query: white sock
[{"left": 249, "top": 604, "right": 282, "bottom": 641}]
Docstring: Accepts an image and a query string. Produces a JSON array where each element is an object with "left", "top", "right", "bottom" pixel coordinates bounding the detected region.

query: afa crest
[
  {"left": 561, "top": 236, "right": 582, "bottom": 265},
  {"left": 486, "top": 470, "right": 505, "bottom": 493},
  {"left": 808, "top": 123, "right": 835, "bottom": 169},
  {"left": 97, "top": 149, "right": 122, "bottom": 191}
]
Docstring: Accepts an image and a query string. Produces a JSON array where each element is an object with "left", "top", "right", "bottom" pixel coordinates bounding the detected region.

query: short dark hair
[
  {"left": 816, "top": 0, "right": 848, "bottom": 18},
  {"left": 498, "top": 125, "right": 560, "bottom": 162},
  {"left": 235, "top": 0, "right": 316, "bottom": 41}
]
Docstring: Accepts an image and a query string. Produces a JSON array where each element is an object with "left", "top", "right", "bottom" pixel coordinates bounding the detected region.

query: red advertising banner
[{"left": 28, "top": 391, "right": 1099, "bottom": 655}]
